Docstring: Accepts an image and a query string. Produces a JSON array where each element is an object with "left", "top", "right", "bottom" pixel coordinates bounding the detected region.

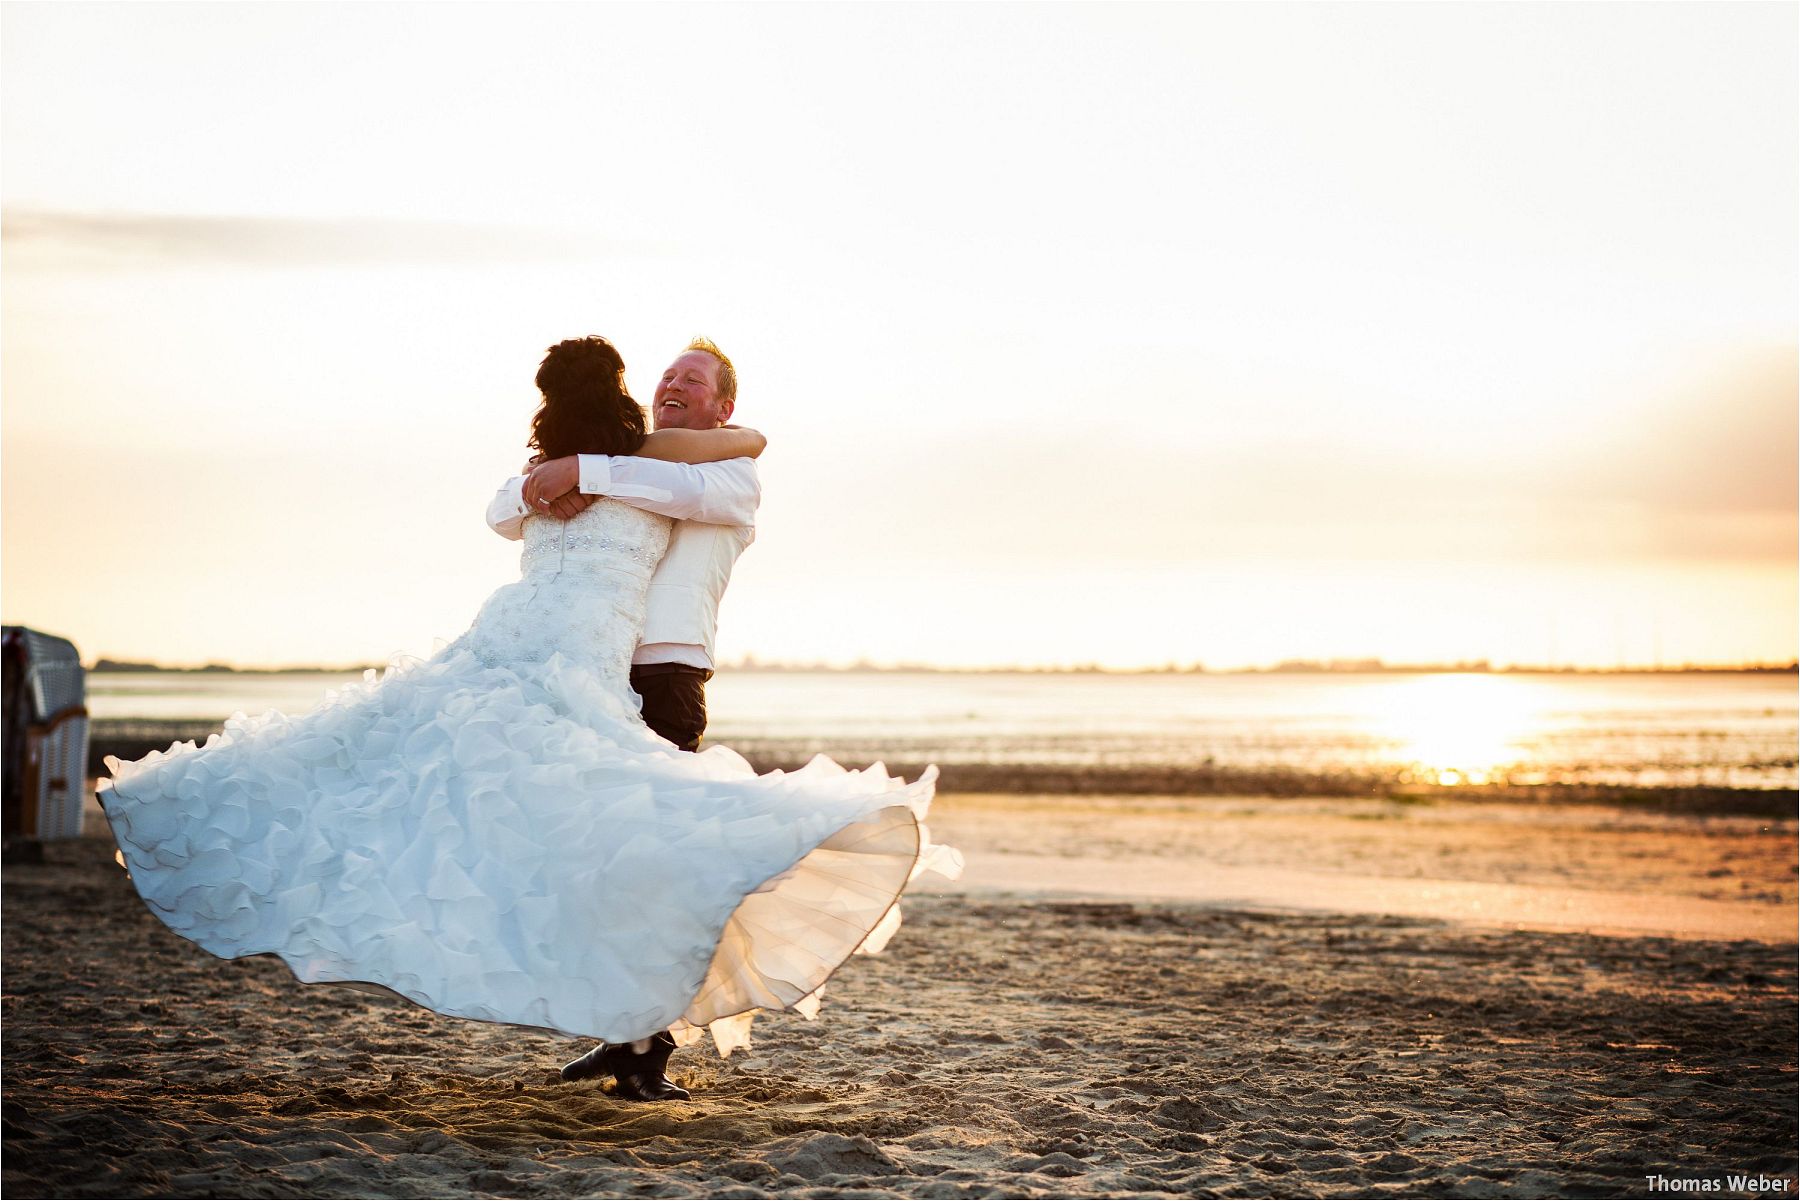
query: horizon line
[{"left": 80, "top": 656, "right": 1800, "bottom": 677}]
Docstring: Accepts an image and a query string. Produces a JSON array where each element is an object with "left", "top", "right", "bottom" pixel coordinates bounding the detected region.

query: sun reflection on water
[{"left": 1359, "top": 674, "right": 1549, "bottom": 786}]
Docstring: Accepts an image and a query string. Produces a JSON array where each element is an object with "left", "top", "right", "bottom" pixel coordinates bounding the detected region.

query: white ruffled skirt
[{"left": 98, "top": 649, "right": 962, "bottom": 1055}]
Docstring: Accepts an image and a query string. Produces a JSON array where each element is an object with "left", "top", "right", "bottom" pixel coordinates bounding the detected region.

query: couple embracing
[{"left": 97, "top": 335, "right": 961, "bottom": 1105}]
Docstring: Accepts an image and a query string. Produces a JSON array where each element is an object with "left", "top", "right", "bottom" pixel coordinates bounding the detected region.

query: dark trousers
[
  {"left": 620, "top": 663, "right": 711, "bottom": 1059},
  {"left": 629, "top": 663, "right": 712, "bottom": 754}
]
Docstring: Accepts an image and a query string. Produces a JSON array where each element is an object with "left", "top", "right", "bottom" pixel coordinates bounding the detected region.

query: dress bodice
[
  {"left": 450, "top": 500, "right": 673, "bottom": 683},
  {"left": 519, "top": 501, "right": 672, "bottom": 582}
]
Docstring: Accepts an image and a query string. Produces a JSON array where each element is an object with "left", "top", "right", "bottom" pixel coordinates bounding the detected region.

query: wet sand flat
[
  {"left": 928, "top": 794, "right": 1797, "bottom": 942},
  {"left": 3, "top": 793, "right": 1795, "bottom": 1199}
]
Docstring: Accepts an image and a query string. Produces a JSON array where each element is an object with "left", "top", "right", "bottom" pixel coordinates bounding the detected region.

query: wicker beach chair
[{"left": 2, "top": 626, "right": 91, "bottom": 853}]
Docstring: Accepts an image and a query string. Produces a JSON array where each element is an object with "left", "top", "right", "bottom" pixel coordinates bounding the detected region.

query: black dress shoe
[
  {"left": 560, "top": 1042, "right": 629, "bottom": 1083},
  {"left": 612, "top": 1070, "right": 691, "bottom": 1102},
  {"left": 613, "top": 1031, "right": 690, "bottom": 1101},
  {"left": 561, "top": 1030, "right": 691, "bottom": 1099}
]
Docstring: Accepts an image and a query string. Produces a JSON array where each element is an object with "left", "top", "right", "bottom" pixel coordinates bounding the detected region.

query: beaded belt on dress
[{"left": 519, "top": 531, "right": 660, "bottom": 579}]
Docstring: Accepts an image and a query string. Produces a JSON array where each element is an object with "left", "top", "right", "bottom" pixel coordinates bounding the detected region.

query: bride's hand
[
  {"left": 545, "top": 492, "right": 596, "bottom": 520},
  {"left": 523, "top": 457, "right": 580, "bottom": 510}
]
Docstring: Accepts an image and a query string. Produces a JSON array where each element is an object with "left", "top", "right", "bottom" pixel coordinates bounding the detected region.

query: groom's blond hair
[{"left": 684, "top": 337, "right": 737, "bottom": 405}]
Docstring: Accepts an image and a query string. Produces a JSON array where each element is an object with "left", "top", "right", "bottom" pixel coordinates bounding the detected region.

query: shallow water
[{"left": 87, "top": 669, "right": 1797, "bottom": 790}]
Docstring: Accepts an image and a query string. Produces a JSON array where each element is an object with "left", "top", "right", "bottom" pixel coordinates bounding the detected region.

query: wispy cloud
[
  {"left": 1561, "top": 348, "right": 1799, "bottom": 517},
  {"left": 1, "top": 210, "right": 632, "bottom": 267},
  {"left": 794, "top": 346, "right": 1798, "bottom": 570}
]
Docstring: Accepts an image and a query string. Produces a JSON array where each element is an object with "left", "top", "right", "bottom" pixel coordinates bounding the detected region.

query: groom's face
[{"left": 652, "top": 351, "right": 733, "bottom": 431}]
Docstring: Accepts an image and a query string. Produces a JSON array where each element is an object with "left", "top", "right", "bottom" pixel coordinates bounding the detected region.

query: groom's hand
[{"left": 523, "top": 456, "right": 580, "bottom": 511}]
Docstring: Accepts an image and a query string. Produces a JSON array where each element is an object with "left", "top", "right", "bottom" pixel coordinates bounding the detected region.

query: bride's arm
[{"left": 634, "top": 426, "right": 766, "bottom": 464}]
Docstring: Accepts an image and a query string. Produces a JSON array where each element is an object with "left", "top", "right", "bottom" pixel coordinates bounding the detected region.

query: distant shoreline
[{"left": 84, "top": 658, "right": 1800, "bottom": 677}]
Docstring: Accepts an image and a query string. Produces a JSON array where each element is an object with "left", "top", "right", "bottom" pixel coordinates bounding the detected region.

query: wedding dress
[{"left": 98, "top": 500, "right": 961, "bottom": 1055}]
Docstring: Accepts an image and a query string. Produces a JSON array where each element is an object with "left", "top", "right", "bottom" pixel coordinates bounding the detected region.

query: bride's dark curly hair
[{"left": 527, "top": 336, "right": 648, "bottom": 460}]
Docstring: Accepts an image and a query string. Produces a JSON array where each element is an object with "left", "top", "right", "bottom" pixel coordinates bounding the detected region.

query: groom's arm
[
  {"left": 487, "top": 456, "right": 759, "bottom": 539},
  {"left": 574, "top": 455, "right": 760, "bottom": 526},
  {"left": 485, "top": 475, "right": 534, "bottom": 541}
]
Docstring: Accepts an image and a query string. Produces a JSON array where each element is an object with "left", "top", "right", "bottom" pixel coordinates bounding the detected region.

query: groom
[{"left": 484, "top": 336, "right": 760, "bottom": 1101}]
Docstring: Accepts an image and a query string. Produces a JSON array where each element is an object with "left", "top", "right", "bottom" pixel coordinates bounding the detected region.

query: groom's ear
[{"left": 717, "top": 399, "right": 735, "bottom": 425}]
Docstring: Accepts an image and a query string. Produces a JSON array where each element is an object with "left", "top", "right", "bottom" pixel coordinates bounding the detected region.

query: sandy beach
[{"left": 4, "top": 790, "right": 1795, "bottom": 1199}]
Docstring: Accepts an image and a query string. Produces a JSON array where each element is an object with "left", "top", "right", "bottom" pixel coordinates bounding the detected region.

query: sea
[{"left": 87, "top": 669, "right": 1798, "bottom": 792}]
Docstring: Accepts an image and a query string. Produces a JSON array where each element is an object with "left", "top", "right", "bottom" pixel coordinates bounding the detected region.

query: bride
[{"left": 97, "top": 335, "right": 960, "bottom": 1098}]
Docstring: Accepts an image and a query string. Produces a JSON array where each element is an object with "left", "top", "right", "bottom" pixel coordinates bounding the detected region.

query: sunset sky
[{"left": 3, "top": 3, "right": 1795, "bottom": 670}]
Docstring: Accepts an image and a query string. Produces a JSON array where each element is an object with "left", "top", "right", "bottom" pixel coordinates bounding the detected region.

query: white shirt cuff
[{"left": 577, "top": 454, "right": 612, "bottom": 495}]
